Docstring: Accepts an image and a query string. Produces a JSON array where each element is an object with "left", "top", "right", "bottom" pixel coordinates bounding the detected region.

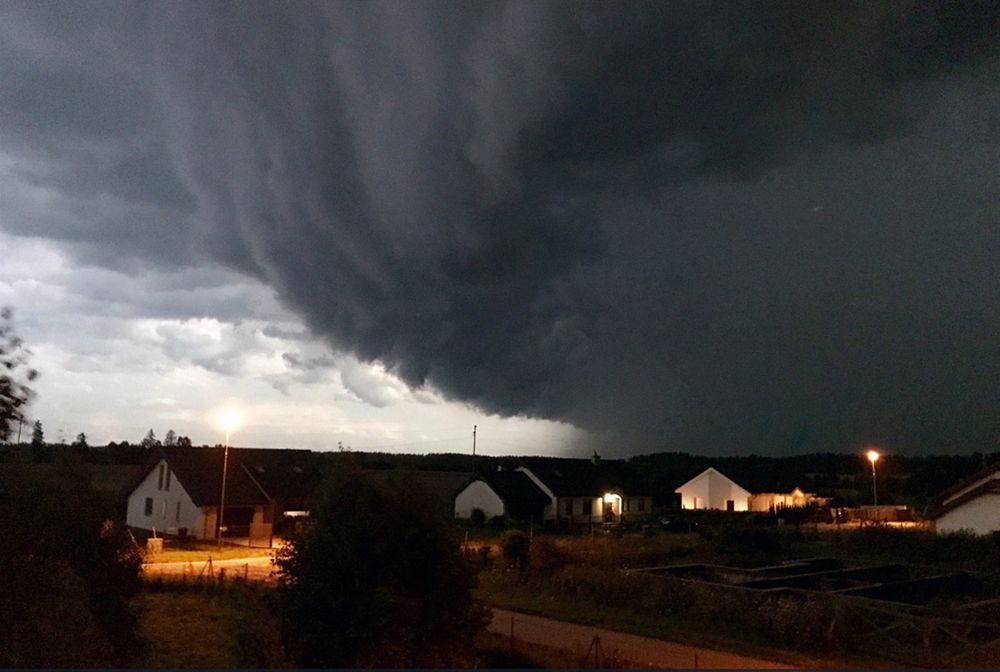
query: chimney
[{"left": 592, "top": 450, "right": 601, "bottom": 466}]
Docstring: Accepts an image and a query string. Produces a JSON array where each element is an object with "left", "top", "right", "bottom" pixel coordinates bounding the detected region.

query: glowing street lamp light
[
  {"left": 866, "top": 449, "right": 880, "bottom": 506},
  {"left": 217, "top": 409, "right": 241, "bottom": 548}
]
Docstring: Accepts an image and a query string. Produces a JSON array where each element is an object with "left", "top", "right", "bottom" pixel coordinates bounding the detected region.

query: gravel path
[{"left": 489, "top": 608, "right": 810, "bottom": 669}]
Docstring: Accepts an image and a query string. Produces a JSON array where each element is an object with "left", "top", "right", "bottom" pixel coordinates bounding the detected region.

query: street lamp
[
  {"left": 866, "top": 449, "right": 880, "bottom": 506},
  {"left": 217, "top": 409, "right": 241, "bottom": 548}
]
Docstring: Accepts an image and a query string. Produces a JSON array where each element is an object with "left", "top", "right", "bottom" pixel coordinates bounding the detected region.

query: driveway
[{"left": 489, "top": 608, "right": 817, "bottom": 669}]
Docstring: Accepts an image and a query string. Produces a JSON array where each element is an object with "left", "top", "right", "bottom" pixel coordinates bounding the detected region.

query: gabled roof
[
  {"left": 926, "top": 463, "right": 1000, "bottom": 519},
  {"left": 516, "top": 456, "right": 652, "bottom": 497},
  {"left": 141, "top": 446, "right": 324, "bottom": 508},
  {"left": 674, "top": 467, "right": 752, "bottom": 494},
  {"left": 474, "top": 470, "right": 550, "bottom": 507}
]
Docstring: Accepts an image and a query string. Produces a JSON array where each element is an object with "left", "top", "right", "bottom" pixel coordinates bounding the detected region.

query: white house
[
  {"left": 675, "top": 467, "right": 751, "bottom": 511},
  {"left": 513, "top": 455, "right": 656, "bottom": 525},
  {"left": 929, "top": 464, "right": 1000, "bottom": 535},
  {"left": 125, "top": 445, "right": 323, "bottom": 543},
  {"left": 126, "top": 457, "right": 208, "bottom": 538}
]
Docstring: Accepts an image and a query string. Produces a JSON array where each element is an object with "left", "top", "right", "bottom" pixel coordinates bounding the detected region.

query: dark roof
[
  {"left": 152, "top": 446, "right": 323, "bottom": 507},
  {"left": 366, "top": 470, "right": 472, "bottom": 514},
  {"left": 517, "top": 456, "right": 652, "bottom": 497},
  {"left": 476, "top": 470, "right": 550, "bottom": 507},
  {"left": 926, "top": 464, "right": 1000, "bottom": 519}
]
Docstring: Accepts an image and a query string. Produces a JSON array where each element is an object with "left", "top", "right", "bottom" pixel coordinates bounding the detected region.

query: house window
[
  {"left": 157, "top": 464, "right": 164, "bottom": 490},
  {"left": 165, "top": 468, "right": 171, "bottom": 491},
  {"left": 176, "top": 502, "right": 181, "bottom": 522},
  {"left": 638, "top": 498, "right": 646, "bottom": 512},
  {"left": 144, "top": 497, "right": 153, "bottom": 516}
]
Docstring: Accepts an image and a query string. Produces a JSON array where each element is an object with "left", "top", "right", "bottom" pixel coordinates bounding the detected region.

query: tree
[
  {"left": 0, "top": 460, "right": 143, "bottom": 665},
  {"left": 140, "top": 429, "right": 159, "bottom": 449},
  {"left": 30, "top": 419, "right": 48, "bottom": 463},
  {"left": 163, "top": 429, "right": 177, "bottom": 446},
  {"left": 72, "top": 433, "right": 88, "bottom": 449},
  {"left": 30, "top": 420, "right": 44, "bottom": 446},
  {"left": 275, "top": 458, "right": 486, "bottom": 667},
  {"left": 0, "top": 308, "right": 37, "bottom": 442},
  {"left": 176, "top": 435, "right": 192, "bottom": 447}
]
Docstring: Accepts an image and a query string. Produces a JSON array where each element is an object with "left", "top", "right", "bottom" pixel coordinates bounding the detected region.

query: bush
[
  {"left": 0, "top": 459, "right": 142, "bottom": 666},
  {"left": 275, "top": 456, "right": 487, "bottom": 667},
  {"left": 469, "top": 508, "right": 486, "bottom": 527},
  {"left": 501, "top": 530, "right": 531, "bottom": 569},
  {"left": 489, "top": 514, "right": 508, "bottom": 530}
]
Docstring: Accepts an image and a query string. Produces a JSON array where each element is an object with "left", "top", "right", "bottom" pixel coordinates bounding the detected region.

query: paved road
[
  {"left": 144, "top": 555, "right": 276, "bottom": 582},
  {"left": 489, "top": 608, "right": 806, "bottom": 669}
]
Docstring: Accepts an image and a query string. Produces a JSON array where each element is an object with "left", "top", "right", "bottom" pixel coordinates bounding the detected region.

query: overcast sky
[{"left": 2, "top": 2, "right": 999, "bottom": 456}]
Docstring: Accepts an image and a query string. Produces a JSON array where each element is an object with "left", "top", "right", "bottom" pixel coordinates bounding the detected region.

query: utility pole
[
  {"left": 218, "top": 430, "right": 230, "bottom": 549},
  {"left": 471, "top": 425, "right": 477, "bottom": 475}
]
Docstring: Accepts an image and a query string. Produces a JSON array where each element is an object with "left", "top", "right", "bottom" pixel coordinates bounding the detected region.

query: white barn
[
  {"left": 930, "top": 465, "right": 1000, "bottom": 536},
  {"left": 675, "top": 467, "right": 751, "bottom": 511}
]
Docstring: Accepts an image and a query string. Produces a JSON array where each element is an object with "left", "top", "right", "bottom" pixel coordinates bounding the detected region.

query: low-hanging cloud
[{"left": 3, "top": 1, "right": 1000, "bottom": 454}]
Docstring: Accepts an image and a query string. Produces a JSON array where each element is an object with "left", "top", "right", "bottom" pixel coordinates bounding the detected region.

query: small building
[
  {"left": 927, "top": 464, "right": 1000, "bottom": 535},
  {"left": 125, "top": 446, "right": 323, "bottom": 543},
  {"left": 454, "top": 470, "right": 550, "bottom": 520},
  {"left": 514, "top": 453, "right": 656, "bottom": 525},
  {"left": 675, "top": 467, "right": 752, "bottom": 511}
]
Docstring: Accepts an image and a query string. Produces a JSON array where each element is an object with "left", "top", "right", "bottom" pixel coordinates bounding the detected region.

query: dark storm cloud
[{"left": 3, "top": 1, "right": 1000, "bottom": 454}]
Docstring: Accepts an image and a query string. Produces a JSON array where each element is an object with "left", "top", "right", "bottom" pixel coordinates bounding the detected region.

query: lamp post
[
  {"left": 866, "top": 449, "right": 880, "bottom": 506},
  {"left": 217, "top": 410, "right": 241, "bottom": 549}
]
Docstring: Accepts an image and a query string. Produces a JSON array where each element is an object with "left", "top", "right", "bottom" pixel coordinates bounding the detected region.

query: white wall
[
  {"left": 126, "top": 459, "right": 205, "bottom": 538},
  {"left": 676, "top": 469, "right": 750, "bottom": 511},
  {"left": 454, "top": 480, "right": 505, "bottom": 518},
  {"left": 936, "top": 494, "right": 1000, "bottom": 536}
]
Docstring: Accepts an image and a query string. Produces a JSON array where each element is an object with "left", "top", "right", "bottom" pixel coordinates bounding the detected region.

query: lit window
[{"left": 144, "top": 497, "right": 153, "bottom": 516}]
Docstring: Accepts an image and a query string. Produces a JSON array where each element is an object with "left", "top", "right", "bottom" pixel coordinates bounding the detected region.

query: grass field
[{"left": 130, "top": 588, "right": 288, "bottom": 668}]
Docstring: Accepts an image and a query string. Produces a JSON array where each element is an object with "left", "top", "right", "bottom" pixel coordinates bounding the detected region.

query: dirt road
[
  {"left": 489, "top": 608, "right": 811, "bottom": 669},
  {"left": 143, "top": 555, "right": 276, "bottom": 582}
]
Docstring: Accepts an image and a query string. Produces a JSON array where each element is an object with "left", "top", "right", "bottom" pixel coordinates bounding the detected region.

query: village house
[
  {"left": 927, "top": 463, "right": 1000, "bottom": 535},
  {"left": 675, "top": 466, "right": 826, "bottom": 512},
  {"left": 513, "top": 453, "right": 657, "bottom": 525},
  {"left": 125, "top": 445, "right": 324, "bottom": 544},
  {"left": 453, "top": 469, "right": 551, "bottom": 520},
  {"left": 675, "top": 467, "right": 752, "bottom": 511}
]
